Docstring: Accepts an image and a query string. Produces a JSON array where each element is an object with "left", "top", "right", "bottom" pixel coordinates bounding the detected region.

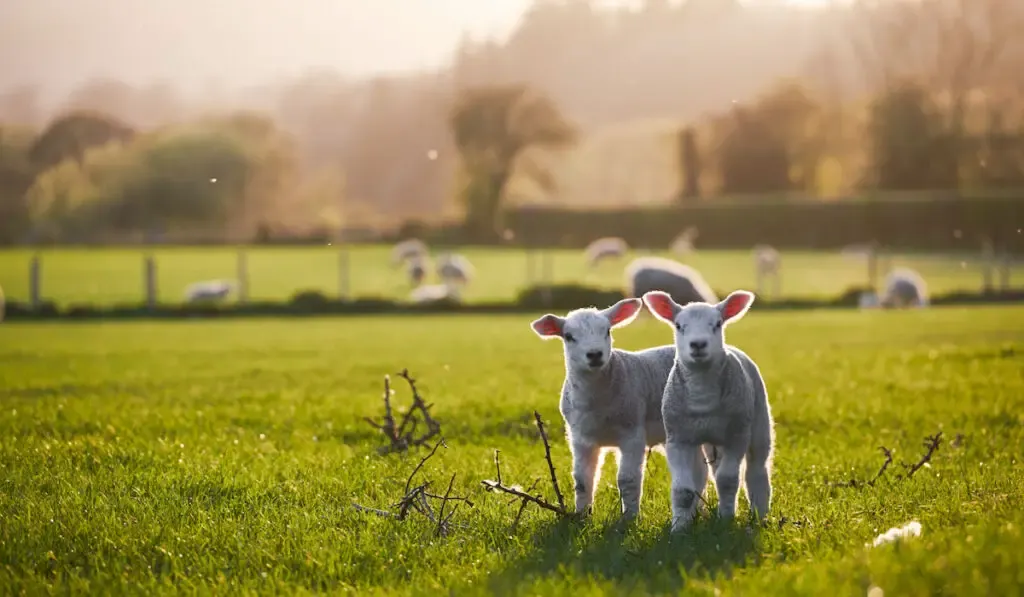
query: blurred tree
[
  {"left": 867, "top": 82, "right": 955, "bottom": 190},
  {"left": 677, "top": 126, "right": 701, "bottom": 201},
  {"left": 449, "top": 84, "right": 576, "bottom": 241},
  {"left": 717, "top": 106, "right": 791, "bottom": 194},
  {"left": 29, "top": 111, "right": 134, "bottom": 171},
  {"left": 0, "top": 125, "right": 37, "bottom": 243}
]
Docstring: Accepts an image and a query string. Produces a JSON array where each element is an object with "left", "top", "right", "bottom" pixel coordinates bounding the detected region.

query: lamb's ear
[
  {"left": 642, "top": 291, "right": 680, "bottom": 323},
  {"left": 718, "top": 290, "right": 755, "bottom": 323},
  {"left": 530, "top": 314, "right": 565, "bottom": 339},
  {"left": 602, "top": 298, "right": 642, "bottom": 329}
]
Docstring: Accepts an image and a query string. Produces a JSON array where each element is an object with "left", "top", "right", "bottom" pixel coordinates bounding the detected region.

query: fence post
[
  {"left": 540, "top": 251, "right": 553, "bottom": 308},
  {"left": 998, "top": 250, "right": 1011, "bottom": 291},
  {"left": 236, "top": 249, "right": 249, "bottom": 303},
  {"left": 866, "top": 242, "right": 878, "bottom": 290},
  {"left": 144, "top": 254, "right": 158, "bottom": 309},
  {"left": 29, "top": 253, "right": 41, "bottom": 309},
  {"left": 338, "top": 245, "right": 350, "bottom": 301},
  {"left": 981, "top": 237, "right": 995, "bottom": 293}
]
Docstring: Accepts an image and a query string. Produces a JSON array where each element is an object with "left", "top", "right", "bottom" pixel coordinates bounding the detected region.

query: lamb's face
[
  {"left": 672, "top": 304, "right": 727, "bottom": 368},
  {"left": 561, "top": 311, "right": 615, "bottom": 371},
  {"left": 643, "top": 290, "right": 755, "bottom": 370},
  {"left": 529, "top": 298, "right": 643, "bottom": 373}
]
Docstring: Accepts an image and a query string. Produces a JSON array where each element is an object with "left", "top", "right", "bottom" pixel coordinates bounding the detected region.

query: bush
[{"left": 516, "top": 284, "right": 625, "bottom": 310}]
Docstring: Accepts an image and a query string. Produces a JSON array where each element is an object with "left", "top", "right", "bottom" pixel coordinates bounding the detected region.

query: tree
[
  {"left": 449, "top": 84, "right": 576, "bottom": 241},
  {"left": 29, "top": 111, "right": 134, "bottom": 171},
  {"left": 0, "top": 125, "right": 37, "bottom": 243}
]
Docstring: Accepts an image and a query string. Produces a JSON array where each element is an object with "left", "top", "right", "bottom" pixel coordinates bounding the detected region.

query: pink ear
[
  {"left": 607, "top": 298, "right": 642, "bottom": 327},
  {"left": 720, "top": 291, "right": 754, "bottom": 322},
  {"left": 642, "top": 291, "right": 678, "bottom": 322},
  {"left": 531, "top": 314, "right": 563, "bottom": 338}
]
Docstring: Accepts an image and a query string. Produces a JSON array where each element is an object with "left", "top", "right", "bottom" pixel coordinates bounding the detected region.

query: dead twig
[
  {"left": 900, "top": 432, "right": 942, "bottom": 479},
  {"left": 481, "top": 412, "right": 575, "bottom": 529},
  {"left": 352, "top": 437, "right": 473, "bottom": 536},
  {"left": 867, "top": 446, "right": 894, "bottom": 486},
  {"left": 365, "top": 369, "right": 443, "bottom": 454}
]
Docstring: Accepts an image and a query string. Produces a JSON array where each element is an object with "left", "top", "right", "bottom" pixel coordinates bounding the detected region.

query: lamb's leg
[
  {"left": 571, "top": 439, "right": 601, "bottom": 516},
  {"left": 713, "top": 441, "right": 747, "bottom": 520},
  {"left": 665, "top": 441, "right": 703, "bottom": 532},
  {"left": 616, "top": 430, "right": 647, "bottom": 520},
  {"left": 744, "top": 422, "right": 774, "bottom": 521},
  {"left": 691, "top": 444, "right": 711, "bottom": 515}
]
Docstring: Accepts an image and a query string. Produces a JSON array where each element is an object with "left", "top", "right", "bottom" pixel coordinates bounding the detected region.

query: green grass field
[
  {"left": 0, "top": 246, "right": 1017, "bottom": 307},
  {"left": 1, "top": 306, "right": 1023, "bottom": 595}
]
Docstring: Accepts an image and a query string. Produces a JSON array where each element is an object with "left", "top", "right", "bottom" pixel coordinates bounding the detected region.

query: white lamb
[
  {"left": 185, "top": 280, "right": 234, "bottom": 303},
  {"left": 670, "top": 227, "right": 699, "bottom": 256},
  {"left": 406, "top": 254, "right": 430, "bottom": 287},
  {"left": 625, "top": 256, "right": 718, "bottom": 307},
  {"left": 752, "top": 244, "right": 782, "bottom": 297},
  {"left": 410, "top": 281, "right": 460, "bottom": 304},
  {"left": 436, "top": 252, "right": 474, "bottom": 285},
  {"left": 881, "top": 268, "right": 928, "bottom": 308},
  {"left": 391, "top": 238, "right": 428, "bottom": 266},
  {"left": 530, "top": 298, "right": 713, "bottom": 521},
  {"left": 643, "top": 289, "right": 775, "bottom": 533},
  {"left": 585, "top": 237, "right": 629, "bottom": 267}
]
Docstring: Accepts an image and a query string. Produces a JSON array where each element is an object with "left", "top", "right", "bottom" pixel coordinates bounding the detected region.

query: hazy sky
[{"left": 0, "top": 0, "right": 828, "bottom": 98}]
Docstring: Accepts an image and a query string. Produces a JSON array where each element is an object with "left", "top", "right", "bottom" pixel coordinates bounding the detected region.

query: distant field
[
  {"left": 1, "top": 307, "right": 1023, "bottom": 594},
  {"left": 0, "top": 246, "right": 1016, "bottom": 307}
]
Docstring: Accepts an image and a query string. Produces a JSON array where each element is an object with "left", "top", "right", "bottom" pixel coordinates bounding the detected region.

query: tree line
[{"left": 0, "top": 0, "right": 1021, "bottom": 244}]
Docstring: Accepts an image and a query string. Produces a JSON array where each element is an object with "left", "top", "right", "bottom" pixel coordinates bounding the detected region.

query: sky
[{"left": 0, "top": 0, "right": 832, "bottom": 98}]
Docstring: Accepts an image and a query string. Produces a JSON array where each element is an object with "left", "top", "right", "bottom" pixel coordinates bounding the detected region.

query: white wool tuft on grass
[{"left": 869, "top": 521, "right": 922, "bottom": 547}]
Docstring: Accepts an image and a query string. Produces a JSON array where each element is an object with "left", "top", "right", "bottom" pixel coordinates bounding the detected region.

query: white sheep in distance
[
  {"left": 585, "top": 237, "right": 629, "bottom": 267},
  {"left": 410, "top": 281, "right": 461, "bottom": 304},
  {"left": 185, "top": 280, "right": 234, "bottom": 303},
  {"left": 643, "top": 289, "right": 775, "bottom": 533},
  {"left": 625, "top": 256, "right": 718, "bottom": 308},
  {"left": 436, "top": 252, "right": 474, "bottom": 285},
  {"left": 391, "top": 238, "right": 428, "bottom": 266},
  {"left": 406, "top": 254, "right": 430, "bottom": 287},
  {"left": 752, "top": 244, "right": 782, "bottom": 298},
  {"left": 881, "top": 268, "right": 929, "bottom": 308},
  {"left": 670, "top": 226, "right": 700, "bottom": 256},
  {"left": 530, "top": 298, "right": 715, "bottom": 521}
]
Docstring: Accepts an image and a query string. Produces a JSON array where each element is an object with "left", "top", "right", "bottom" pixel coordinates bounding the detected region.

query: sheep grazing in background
[
  {"left": 391, "top": 238, "right": 428, "bottom": 266},
  {"left": 530, "top": 298, "right": 714, "bottom": 521},
  {"left": 752, "top": 244, "right": 782, "bottom": 298},
  {"left": 643, "top": 289, "right": 775, "bottom": 533},
  {"left": 436, "top": 252, "right": 474, "bottom": 285},
  {"left": 625, "top": 256, "right": 718, "bottom": 307},
  {"left": 670, "top": 226, "right": 699, "bottom": 256},
  {"left": 585, "top": 237, "right": 629, "bottom": 267},
  {"left": 185, "top": 280, "right": 234, "bottom": 303},
  {"left": 881, "top": 268, "right": 929, "bottom": 308},
  {"left": 406, "top": 254, "right": 430, "bottom": 287},
  {"left": 410, "top": 281, "right": 461, "bottom": 304}
]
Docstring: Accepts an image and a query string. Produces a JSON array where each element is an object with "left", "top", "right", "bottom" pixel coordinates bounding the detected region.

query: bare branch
[
  {"left": 364, "top": 369, "right": 443, "bottom": 455},
  {"left": 533, "top": 411, "right": 567, "bottom": 512},
  {"left": 867, "top": 446, "right": 894, "bottom": 486},
  {"left": 902, "top": 432, "right": 943, "bottom": 479}
]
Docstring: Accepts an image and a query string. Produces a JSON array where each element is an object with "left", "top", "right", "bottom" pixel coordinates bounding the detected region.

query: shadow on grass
[{"left": 484, "top": 512, "right": 763, "bottom": 595}]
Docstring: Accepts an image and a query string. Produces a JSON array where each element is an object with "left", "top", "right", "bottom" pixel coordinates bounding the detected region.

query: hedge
[
  {"left": 502, "top": 193, "right": 1024, "bottom": 251},
  {"left": 2, "top": 284, "right": 1022, "bottom": 321}
]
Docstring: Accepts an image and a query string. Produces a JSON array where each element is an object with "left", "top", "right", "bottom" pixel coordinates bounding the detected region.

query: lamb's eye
[
  {"left": 713, "top": 320, "right": 723, "bottom": 332},
  {"left": 564, "top": 333, "right": 575, "bottom": 343},
  {"left": 675, "top": 322, "right": 682, "bottom": 332},
  {"left": 606, "top": 328, "right": 611, "bottom": 338}
]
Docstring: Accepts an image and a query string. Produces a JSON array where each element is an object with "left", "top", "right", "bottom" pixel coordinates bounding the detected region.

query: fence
[{"left": 1, "top": 243, "right": 1018, "bottom": 311}]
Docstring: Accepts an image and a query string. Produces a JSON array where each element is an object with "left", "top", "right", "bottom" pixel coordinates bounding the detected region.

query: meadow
[
  {"left": 0, "top": 245, "right": 1017, "bottom": 307},
  {"left": 1, "top": 305, "right": 1023, "bottom": 595}
]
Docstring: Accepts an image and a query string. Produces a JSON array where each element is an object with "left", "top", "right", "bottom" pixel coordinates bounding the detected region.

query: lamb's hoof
[
  {"left": 571, "top": 506, "right": 593, "bottom": 522},
  {"left": 669, "top": 516, "right": 693, "bottom": 534}
]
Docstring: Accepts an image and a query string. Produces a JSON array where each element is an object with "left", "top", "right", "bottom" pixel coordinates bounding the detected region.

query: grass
[
  {"left": 0, "top": 245, "right": 1018, "bottom": 307},
  {"left": 1, "top": 305, "right": 1023, "bottom": 595}
]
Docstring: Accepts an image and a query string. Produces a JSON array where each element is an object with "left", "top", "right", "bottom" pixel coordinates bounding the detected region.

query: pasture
[
  {"left": 1, "top": 306, "right": 1023, "bottom": 595},
  {"left": 0, "top": 245, "right": 1018, "bottom": 307}
]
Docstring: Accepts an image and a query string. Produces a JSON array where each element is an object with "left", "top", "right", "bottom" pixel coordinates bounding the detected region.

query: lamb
[
  {"left": 406, "top": 254, "right": 430, "bottom": 287},
  {"left": 391, "top": 238, "right": 428, "bottom": 266},
  {"left": 625, "top": 256, "right": 718, "bottom": 307},
  {"left": 670, "top": 226, "right": 699, "bottom": 256},
  {"left": 643, "top": 289, "right": 775, "bottom": 533},
  {"left": 530, "top": 298, "right": 713, "bottom": 520},
  {"left": 410, "top": 281, "right": 460, "bottom": 304},
  {"left": 880, "top": 268, "right": 929, "bottom": 308},
  {"left": 436, "top": 252, "right": 474, "bottom": 285},
  {"left": 752, "top": 244, "right": 782, "bottom": 298},
  {"left": 585, "top": 237, "right": 629, "bottom": 267},
  {"left": 185, "top": 280, "right": 234, "bottom": 303}
]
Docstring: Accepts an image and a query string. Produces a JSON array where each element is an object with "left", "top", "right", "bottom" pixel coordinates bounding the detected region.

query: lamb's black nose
[
  {"left": 690, "top": 340, "right": 708, "bottom": 351},
  {"left": 586, "top": 350, "right": 603, "bottom": 364}
]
